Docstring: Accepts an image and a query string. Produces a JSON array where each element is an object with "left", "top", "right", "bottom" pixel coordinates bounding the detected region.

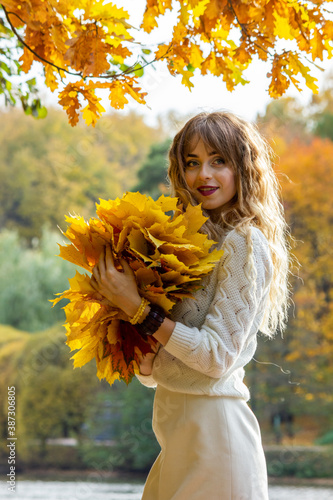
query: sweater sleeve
[
  {"left": 135, "top": 372, "right": 157, "bottom": 388},
  {"left": 163, "top": 228, "right": 272, "bottom": 378}
]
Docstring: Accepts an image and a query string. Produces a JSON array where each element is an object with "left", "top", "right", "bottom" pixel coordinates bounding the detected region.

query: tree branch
[
  {"left": 1, "top": 4, "right": 173, "bottom": 83},
  {"left": 1, "top": 5, "right": 82, "bottom": 77},
  {"left": 227, "top": 0, "right": 272, "bottom": 58}
]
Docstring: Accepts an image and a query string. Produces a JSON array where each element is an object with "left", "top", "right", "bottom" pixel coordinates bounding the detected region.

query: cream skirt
[{"left": 141, "top": 385, "right": 269, "bottom": 500}]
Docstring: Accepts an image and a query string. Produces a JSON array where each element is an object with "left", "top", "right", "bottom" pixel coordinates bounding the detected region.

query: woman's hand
[
  {"left": 91, "top": 246, "right": 176, "bottom": 347},
  {"left": 90, "top": 246, "right": 142, "bottom": 318},
  {"left": 137, "top": 342, "right": 161, "bottom": 375}
]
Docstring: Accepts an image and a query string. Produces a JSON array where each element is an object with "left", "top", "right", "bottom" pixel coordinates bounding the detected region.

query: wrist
[
  {"left": 127, "top": 297, "right": 144, "bottom": 319},
  {"left": 136, "top": 303, "right": 166, "bottom": 337}
]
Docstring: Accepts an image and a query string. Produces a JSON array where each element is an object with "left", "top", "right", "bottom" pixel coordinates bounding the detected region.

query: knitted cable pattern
[{"left": 136, "top": 227, "right": 273, "bottom": 399}]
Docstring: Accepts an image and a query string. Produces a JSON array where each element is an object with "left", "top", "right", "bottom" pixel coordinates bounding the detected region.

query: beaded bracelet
[
  {"left": 130, "top": 297, "right": 150, "bottom": 325},
  {"left": 136, "top": 303, "right": 166, "bottom": 337}
]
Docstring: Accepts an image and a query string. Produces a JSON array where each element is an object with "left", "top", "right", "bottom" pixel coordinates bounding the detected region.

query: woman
[{"left": 91, "top": 112, "right": 291, "bottom": 499}]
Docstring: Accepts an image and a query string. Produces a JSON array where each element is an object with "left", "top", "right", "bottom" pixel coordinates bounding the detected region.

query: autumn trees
[
  {"left": 248, "top": 97, "right": 333, "bottom": 434},
  {"left": 0, "top": 110, "right": 162, "bottom": 239},
  {"left": 1, "top": 0, "right": 333, "bottom": 126},
  {"left": 275, "top": 136, "right": 333, "bottom": 418}
]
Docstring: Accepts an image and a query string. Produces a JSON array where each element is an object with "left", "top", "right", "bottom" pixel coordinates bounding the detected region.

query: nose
[{"left": 198, "top": 161, "right": 212, "bottom": 181}]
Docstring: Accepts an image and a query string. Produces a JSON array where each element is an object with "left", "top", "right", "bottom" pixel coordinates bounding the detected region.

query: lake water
[{"left": 1, "top": 480, "right": 333, "bottom": 499}]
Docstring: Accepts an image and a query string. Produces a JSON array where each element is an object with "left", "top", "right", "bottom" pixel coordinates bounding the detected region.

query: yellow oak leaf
[
  {"left": 204, "top": 0, "right": 225, "bottom": 20},
  {"left": 191, "top": 0, "right": 211, "bottom": 17},
  {"left": 58, "top": 83, "right": 81, "bottom": 126},
  {"left": 141, "top": 5, "right": 159, "bottom": 33},
  {"left": 189, "top": 43, "right": 204, "bottom": 68},
  {"left": 273, "top": 12, "right": 294, "bottom": 40},
  {"left": 81, "top": 99, "right": 105, "bottom": 126},
  {"left": 44, "top": 65, "right": 58, "bottom": 91},
  {"left": 19, "top": 46, "right": 34, "bottom": 73},
  {"left": 109, "top": 81, "right": 129, "bottom": 109},
  {"left": 123, "top": 80, "right": 147, "bottom": 105},
  {"left": 179, "top": 68, "right": 195, "bottom": 90},
  {"left": 310, "top": 30, "right": 325, "bottom": 61}
]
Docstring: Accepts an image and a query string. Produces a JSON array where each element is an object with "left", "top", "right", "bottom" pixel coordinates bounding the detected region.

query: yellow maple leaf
[
  {"left": 55, "top": 192, "right": 223, "bottom": 385},
  {"left": 71, "top": 337, "right": 99, "bottom": 368},
  {"left": 58, "top": 244, "right": 91, "bottom": 272}
]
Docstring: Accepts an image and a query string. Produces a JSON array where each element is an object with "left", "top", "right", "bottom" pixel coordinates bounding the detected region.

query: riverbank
[
  {"left": 268, "top": 476, "right": 333, "bottom": 487},
  {"left": 15, "top": 468, "right": 147, "bottom": 483},
  {"left": 2, "top": 477, "right": 333, "bottom": 500},
  {"left": 15, "top": 468, "right": 333, "bottom": 488}
]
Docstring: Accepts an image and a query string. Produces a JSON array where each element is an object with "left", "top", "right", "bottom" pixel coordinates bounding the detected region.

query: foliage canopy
[{"left": 1, "top": 0, "right": 332, "bottom": 125}]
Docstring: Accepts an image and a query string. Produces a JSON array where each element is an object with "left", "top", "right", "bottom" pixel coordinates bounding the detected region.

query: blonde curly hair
[{"left": 168, "top": 111, "right": 292, "bottom": 337}]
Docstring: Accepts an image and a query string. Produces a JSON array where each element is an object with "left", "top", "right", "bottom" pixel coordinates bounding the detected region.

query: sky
[
  {"left": 133, "top": 57, "right": 333, "bottom": 125},
  {"left": 36, "top": 52, "right": 333, "bottom": 128}
]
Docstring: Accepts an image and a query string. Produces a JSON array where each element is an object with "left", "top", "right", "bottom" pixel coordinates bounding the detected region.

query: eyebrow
[{"left": 186, "top": 151, "right": 218, "bottom": 157}]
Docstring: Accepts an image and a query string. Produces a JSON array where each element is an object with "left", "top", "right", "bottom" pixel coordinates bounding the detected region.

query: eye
[
  {"left": 212, "top": 157, "right": 226, "bottom": 166},
  {"left": 185, "top": 160, "right": 199, "bottom": 169}
]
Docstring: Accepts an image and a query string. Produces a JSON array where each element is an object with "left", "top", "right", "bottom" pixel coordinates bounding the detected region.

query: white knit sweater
[{"left": 136, "top": 227, "right": 273, "bottom": 400}]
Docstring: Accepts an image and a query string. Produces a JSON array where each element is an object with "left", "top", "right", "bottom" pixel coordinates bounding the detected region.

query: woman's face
[{"left": 184, "top": 137, "right": 237, "bottom": 213}]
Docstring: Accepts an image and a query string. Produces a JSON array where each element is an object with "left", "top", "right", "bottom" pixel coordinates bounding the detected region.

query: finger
[
  {"left": 98, "top": 247, "right": 106, "bottom": 275},
  {"left": 145, "top": 352, "right": 156, "bottom": 359},
  {"left": 92, "top": 265, "right": 100, "bottom": 281},
  {"left": 151, "top": 341, "right": 161, "bottom": 353},
  {"left": 105, "top": 246, "right": 115, "bottom": 270},
  {"left": 92, "top": 290, "right": 103, "bottom": 300},
  {"left": 90, "top": 275, "right": 99, "bottom": 289},
  {"left": 119, "top": 258, "right": 133, "bottom": 275}
]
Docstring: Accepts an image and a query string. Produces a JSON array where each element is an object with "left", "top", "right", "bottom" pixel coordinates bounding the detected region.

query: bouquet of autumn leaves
[{"left": 52, "top": 192, "right": 224, "bottom": 385}]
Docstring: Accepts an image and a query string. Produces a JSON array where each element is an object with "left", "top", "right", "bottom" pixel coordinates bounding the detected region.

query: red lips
[{"left": 197, "top": 186, "right": 219, "bottom": 196}]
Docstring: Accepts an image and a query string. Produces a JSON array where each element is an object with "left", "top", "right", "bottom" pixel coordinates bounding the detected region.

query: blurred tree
[
  {"left": 2, "top": 326, "right": 99, "bottom": 459},
  {"left": 257, "top": 96, "right": 309, "bottom": 143},
  {"left": 247, "top": 133, "right": 333, "bottom": 439},
  {"left": 0, "top": 109, "right": 162, "bottom": 240},
  {"left": 0, "top": 326, "right": 29, "bottom": 442},
  {"left": 257, "top": 72, "right": 333, "bottom": 144},
  {"left": 314, "top": 112, "right": 333, "bottom": 141},
  {"left": 106, "top": 378, "right": 160, "bottom": 471},
  {"left": 82, "top": 377, "right": 159, "bottom": 471},
  {"left": 0, "top": 324, "right": 159, "bottom": 471},
  {"left": 310, "top": 73, "right": 333, "bottom": 141},
  {"left": 0, "top": 229, "right": 77, "bottom": 331},
  {"left": 133, "top": 138, "right": 171, "bottom": 199},
  {"left": 277, "top": 136, "right": 333, "bottom": 419}
]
